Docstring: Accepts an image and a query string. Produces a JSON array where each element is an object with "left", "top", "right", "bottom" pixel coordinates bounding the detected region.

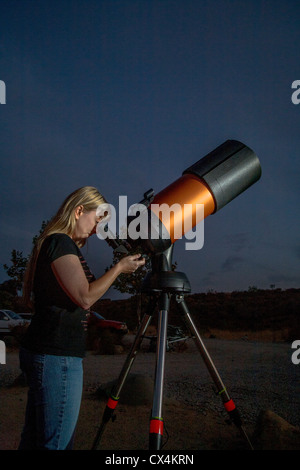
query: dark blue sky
[{"left": 1, "top": 0, "right": 299, "bottom": 299}]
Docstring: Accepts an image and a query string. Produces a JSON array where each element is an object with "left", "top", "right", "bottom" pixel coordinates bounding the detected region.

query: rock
[
  {"left": 96, "top": 373, "right": 178, "bottom": 407},
  {"left": 253, "top": 409, "right": 300, "bottom": 450},
  {"left": 96, "top": 374, "right": 155, "bottom": 406}
]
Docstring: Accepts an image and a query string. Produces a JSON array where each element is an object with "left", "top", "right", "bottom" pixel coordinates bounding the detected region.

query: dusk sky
[{"left": 1, "top": 0, "right": 299, "bottom": 300}]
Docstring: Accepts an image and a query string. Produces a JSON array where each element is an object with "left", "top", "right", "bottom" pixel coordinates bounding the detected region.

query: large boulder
[
  {"left": 96, "top": 374, "right": 156, "bottom": 406},
  {"left": 96, "top": 373, "right": 178, "bottom": 406},
  {"left": 253, "top": 409, "right": 300, "bottom": 450}
]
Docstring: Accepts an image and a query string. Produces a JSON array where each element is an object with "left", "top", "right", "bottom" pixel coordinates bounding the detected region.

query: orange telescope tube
[{"left": 150, "top": 173, "right": 215, "bottom": 244}]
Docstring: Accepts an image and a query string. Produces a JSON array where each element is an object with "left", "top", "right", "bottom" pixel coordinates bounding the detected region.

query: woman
[{"left": 19, "top": 186, "right": 145, "bottom": 450}]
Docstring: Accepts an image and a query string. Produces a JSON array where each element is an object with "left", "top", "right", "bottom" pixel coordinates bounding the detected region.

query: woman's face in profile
[{"left": 72, "top": 208, "right": 102, "bottom": 241}]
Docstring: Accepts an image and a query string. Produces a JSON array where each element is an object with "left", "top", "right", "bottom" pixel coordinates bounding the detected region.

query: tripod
[{"left": 91, "top": 246, "right": 253, "bottom": 450}]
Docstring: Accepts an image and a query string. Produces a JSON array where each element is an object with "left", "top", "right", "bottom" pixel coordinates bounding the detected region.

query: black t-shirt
[{"left": 22, "top": 233, "right": 95, "bottom": 357}]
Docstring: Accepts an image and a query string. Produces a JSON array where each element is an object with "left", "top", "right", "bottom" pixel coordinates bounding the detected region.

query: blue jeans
[{"left": 18, "top": 348, "right": 83, "bottom": 450}]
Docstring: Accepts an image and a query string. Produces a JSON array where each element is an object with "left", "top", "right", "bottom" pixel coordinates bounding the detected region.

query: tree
[
  {"left": 2, "top": 220, "right": 49, "bottom": 297},
  {"left": 3, "top": 250, "right": 28, "bottom": 295},
  {"left": 31, "top": 220, "right": 48, "bottom": 246}
]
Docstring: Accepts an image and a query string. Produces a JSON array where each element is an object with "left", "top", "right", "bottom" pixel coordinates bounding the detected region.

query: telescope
[
  {"left": 100, "top": 139, "right": 261, "bottom": 255},
  {"left": 93, "top": 139, "right": 261, "bottom": 451}
]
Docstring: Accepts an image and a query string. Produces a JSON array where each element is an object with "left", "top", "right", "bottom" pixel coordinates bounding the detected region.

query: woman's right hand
[{"left": 117, "top": 254, "right": 146, "bottom": 274}]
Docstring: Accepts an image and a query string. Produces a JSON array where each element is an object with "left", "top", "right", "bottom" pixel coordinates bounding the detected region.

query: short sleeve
[{"left": 44, "top": 233, "right": 80, "bottom": 263}]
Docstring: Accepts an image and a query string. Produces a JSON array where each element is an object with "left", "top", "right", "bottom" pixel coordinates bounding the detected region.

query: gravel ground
[
  {"left": 82, "top": 336, "right": 300, "bottom": 428},
  {"left": 1, "top": 337, "right": 299, "bottom": 427},
  {"left": 1, "top": 336, "right": 299, "bottom": 450}
]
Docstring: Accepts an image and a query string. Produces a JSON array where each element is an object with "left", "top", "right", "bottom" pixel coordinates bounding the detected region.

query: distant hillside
[{"left": 93, "top": 288, "right": 300, "bottom": 342}]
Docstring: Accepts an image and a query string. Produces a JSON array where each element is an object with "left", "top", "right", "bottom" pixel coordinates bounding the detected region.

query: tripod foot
[
  {"left": 91, "top": 395, "right": 120, "bottom": 450},
  {"left": 224, "top": 399, "right": 242, "bottom": 426},
  {"left": 223, "top": 398, "right": 254, "bottom": 449}
]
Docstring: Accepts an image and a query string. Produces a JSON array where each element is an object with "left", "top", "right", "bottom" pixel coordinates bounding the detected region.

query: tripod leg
[
  {"left": 176, "top": 295, "right": 254, "bottom": 450},
  {"left": 91, "top": 301, "right": 155, "bottom": 450},
  {"left": 149, "top": 292, "right": 170, "bottom": 450}
]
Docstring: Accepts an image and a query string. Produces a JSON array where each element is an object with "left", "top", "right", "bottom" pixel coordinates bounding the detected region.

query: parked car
[
  {"left": 19, "top": 312, "right": 34, "bottom": 320},
  {"left": 87, "top": 311, "right": 128, "bottom": 354},
  {"left": 0, "top": 309, "right": 31, "bottom": 336},
  {"left": 88, "top": 311, "right": 128, "bottom": 334}
]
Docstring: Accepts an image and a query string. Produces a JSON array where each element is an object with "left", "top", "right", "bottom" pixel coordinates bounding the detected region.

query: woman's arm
[{"left": 51, "top": 253, "right": 145, "bottom": 310}]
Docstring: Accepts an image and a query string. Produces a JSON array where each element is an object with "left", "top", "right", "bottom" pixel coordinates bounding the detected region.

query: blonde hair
[{"left": 23, "top": 186, "right": 106, "bottom": 308}]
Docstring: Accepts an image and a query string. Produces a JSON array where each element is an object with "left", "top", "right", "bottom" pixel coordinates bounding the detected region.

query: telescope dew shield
[
  {"left": 146, "top": 140, "right": 261, "bottom": 253},
  {"left": 183, "top": 139, "right": 262, "bottom": 212}
]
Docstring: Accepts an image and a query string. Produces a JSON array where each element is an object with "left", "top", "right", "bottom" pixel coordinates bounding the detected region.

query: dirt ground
[{"left": 0, "top": 335, "right": 299, "bottom": 452}]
